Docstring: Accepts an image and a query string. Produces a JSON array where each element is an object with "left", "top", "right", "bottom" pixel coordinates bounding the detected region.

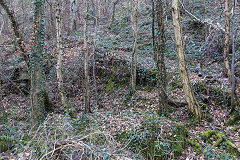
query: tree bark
[
  {"left": 55, "top": 0, "right": 69, "bottom": 109},
  {"left": 223, "top": 0, "right": 231, "bottom": 83},
  {"left": 0, "top": 0, "right": 29, "bottom": 69},
  {"left": 230, "top": 0, "right": 237, "bottom": 111},
  {"left": 131, "top": 0, "right": 138, "bottom": 92},
  {"left": 156, "top": 0, "right": 168, "bottom": 114},
  {"left": 152, "top": 0, "right": 155, "bottom": 50},
  {"left": 84, "top": 0, "right": 91, "bottom": 113},
  {"left": 70, "top": 0, "right": 77, "bottom": 32},
  {"left": 110, "top": 0, "right": 119, "bottom": 26},
  {"left": 31, "top": 0, "right": 47, "bottom": 125},
  {"left": 172, "top": 0, "right": 201, "bottom": 119}
]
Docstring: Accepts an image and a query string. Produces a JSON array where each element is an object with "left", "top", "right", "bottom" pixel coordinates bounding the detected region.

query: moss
[
  {"left": 226, "top": 140, "right": 240, "bottom": 155},
  {"left": 143, "top": 86, "right": 151, "bottom": 92},
  {"left": 186, "top": 139, "right": 203, "bottom": 154},
  {"left": 200, "top": 130, "right": 240, "bottom": 156},
  {"left": 106, "top": 76, "right": 115, "bottom": 93},
  {"left": 0, "top": 136, "right": 14, "bottom": 152},
  {"left": 200, "top": 130, "right": 215, "bottom": 143},
  {"left": 214, "top": 132, "right": 225, "bottom": 147},
  {"left": 232, "top": 126, "right": 240, "bottom": 131},
  {"left": 169, "top": 81, "right": 183, "bottom": 90},
  {"left": 199, "top": 102, "right": 207, "bottom": 110},
  {"left": 171, "top": 125, "right": 188, "bottom": 156},
  {"left": 225, "top": 112, "right": 240, "bottom": 126}
]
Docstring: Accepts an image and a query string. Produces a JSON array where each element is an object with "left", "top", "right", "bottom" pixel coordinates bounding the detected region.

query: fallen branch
[{"left": 179, "top": 0, "right": 225, "bottom": 33}]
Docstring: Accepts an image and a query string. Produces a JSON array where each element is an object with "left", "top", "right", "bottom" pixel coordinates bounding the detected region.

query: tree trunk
[
  {"left": 152, "top": 0, "right": 155, "bottom": 50},
  {"left": 0, "top": 0, "right": 29, "bottom": 69},
  {"left": 131, "top": 0, "right": 138, "bottom": 92},
  {"left": 30, "top": 0, "right": 54, "bottom": 125},
  {"left": 156, "top": 0, "right": 168, "bottom": 114},
  {"left": 110, "top": 0, "right": 119, "bottom": 26},
  {"left": 55, "top": 0, "right": 69, "bottom": 109},
  {"left": 70, "top": 0, "right": 77, "bottom": 33},
  {"left": 84, "top": 0, "right": 91, "bottom": 113},
  {"left": 31, "top": 0, "right": 47, "bottom": 124},
  {"left": 172, "top": 0, "right": 201, "bottom": 119},
  {"left": 223, "top": 0, "right": 231, "bottom": 83},
  {"left": 230, "top": 0, "right": 237, "bottom": 111}
]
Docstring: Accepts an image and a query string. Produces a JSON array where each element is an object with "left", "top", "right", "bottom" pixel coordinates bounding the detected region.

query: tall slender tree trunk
[
  {"left": 0, "top": 0, "right": 29, "bottom": 69},
  {"left": 156, "top": 0, "right": 168, "bottom": 114},
  {"left": 55, "top": 0, "right": 69, "bottom": 109},
  {"left": 152, "top": 0, "right": 155, "bottom": 50},
  {"left": 131, "top": 0, "right": 138, "bottom": 92},
  {"left": 172, "top": 0, "right": 201, "bottom": 119},
  {"left": 84, "top": 0, "right": 91, "bottom": 113},
  {"left": 70, "top": 0, "right": 77, "bottom": 32},
  {"left": 231, "top": 0, "right": 237, "bottom": 110},
  {"left": 223, "top": 0, "right": 231, "bottom": 83}
]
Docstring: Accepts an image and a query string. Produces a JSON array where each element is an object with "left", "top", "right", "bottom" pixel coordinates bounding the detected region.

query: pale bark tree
[
  {"left": 156, "top": 0, "right": 168, "bottom": 114},
  {"left": 230, "top": 0, "right": 237, "bottom": 111},
  {"left": 70, "top": 0, "right": 77, "bottom": 32},
  {"left": 223, "top": 0, "right": 231, "bottom": 83},
  {"left": 131, "top": 0, "right": 138, "bottom": 92},
  {"left": 84, "top": 0, "right": 91, "bottom": 113},
  {"left": 172, "top": 0, "right": 201, "bottom": 119},
  {"left": 55, "top": 0, "right": 69, "bottom": 109}
]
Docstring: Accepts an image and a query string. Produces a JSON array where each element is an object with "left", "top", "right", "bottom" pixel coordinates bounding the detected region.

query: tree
[
  {"left": 230, "top": 0, "right": 237, "bottom": 111},
  {"left": 70, "top": 0, "right": 77, "bottom": 32},
  {"left": 223, "top": 0, "right": 231, "bottom": 83},
  {"left": 55, "top": 0, "right": 69, "bottom": 109},
  {"left": 151, "top": 0, "right": 155, "bottom": 50},
  {"left": 156, "top": 0, "right": 168, "bottom": 114},
  {"left": 110, "top": 0, "right": 120, "bottom": 26},
  {"left": 172, "top": 0, "right": 201, "bottom": 119},
  {"left": 30, "top": 0, "right": 53, "bottom": 124},
  {"left": 84, "top": 0, "right": 91, "bottom": 113},
  {"left": 131, "top": 0, "right": 138, "bottom": 92},
  {"left": 0, "top": 0, "right": 29, "bottom": 69}
]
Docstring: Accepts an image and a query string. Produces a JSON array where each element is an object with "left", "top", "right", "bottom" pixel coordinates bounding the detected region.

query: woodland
[{"left": 0, "top": 0, "right": 240, "bottom": 159}]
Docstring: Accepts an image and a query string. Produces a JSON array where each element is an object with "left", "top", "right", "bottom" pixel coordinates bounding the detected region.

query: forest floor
[{"left": 1, "top": 43, "right": 239, "bottom": 159}]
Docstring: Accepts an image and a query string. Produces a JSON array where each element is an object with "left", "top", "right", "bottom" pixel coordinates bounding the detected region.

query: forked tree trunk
[
  {"left": 131, "top": 0, "right": 138, "bottom": 92},
  {"left": 156, "top": 0, "right": 168, "bottom": 114},
  {"left": 223, "top": 0, "right": 231, "bottom": 83},
  {"left": 55, "top": 0, "right": 69, "bottom": 109},
  {"left": 84, "top": 0, "right": 91, "bottom": 113},
  {"left": 172, "top": 0, "right": 201, "bottom": 119}
]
